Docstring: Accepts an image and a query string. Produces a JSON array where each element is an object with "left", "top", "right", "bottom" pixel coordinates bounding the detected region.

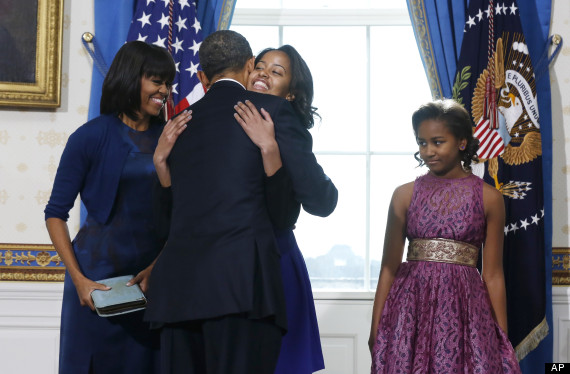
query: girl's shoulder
[
  {"left": 481, "top": 181, "right": 502, "bottom": 200},
  {"left": 392, "top": 180, "right": 415, "bottom": 211},
  {"left": 482, "top": 181, "right": 504, "bottom": 214},
  {"left": 394, "top": 180, "right": 415, "bottom": 195}
]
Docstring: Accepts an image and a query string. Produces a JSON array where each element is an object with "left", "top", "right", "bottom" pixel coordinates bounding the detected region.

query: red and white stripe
[
  {"left": 474, "top": 116, "right": 505, "bottom": 159},
  {"left": 174, "top": 82, "right": 206, "bottom": 114}
]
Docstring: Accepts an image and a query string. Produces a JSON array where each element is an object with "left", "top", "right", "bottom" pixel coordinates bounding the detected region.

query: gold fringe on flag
[{"left": 515, "top": 317, "right": 549, "bottom": 361}]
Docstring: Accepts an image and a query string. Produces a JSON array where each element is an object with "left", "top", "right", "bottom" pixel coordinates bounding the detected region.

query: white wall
[
  {"left": 0, "top": 284, "right": 374, "bottom": 374},
  {"left": 0, "top": 0, "right": 91, "bottom": 243},
  {"left": 0, "top": 283, "right": 62, "bottom": 374},
  {"left": 551, "top": 0, "right": 570, "bottom": 246},
  {"left": 0, "top": 0, "right": 569, "bottom": 373},
  {"left": 550, "top": 0, "right": 570, "bottom": 361}
]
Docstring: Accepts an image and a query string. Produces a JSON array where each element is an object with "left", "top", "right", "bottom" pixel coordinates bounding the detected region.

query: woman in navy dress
[
  {"left": 44, "top": 41, "right": 191, "bottom": 374},
  {"left": 234, "top": 45, "right": 329, "bottom": 373}
]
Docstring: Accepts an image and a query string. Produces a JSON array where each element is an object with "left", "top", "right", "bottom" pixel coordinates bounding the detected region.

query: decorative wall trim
[
  {"left": 552, "top": 286, "right": 570, "bottom": 303},
  {"left": 1, "top": 244, "right": 567, "bottom": 285},
  {"left": 0, "top": 244, "right": 64, "bottom": 282},
  {"left": 0, "top": 282, "right": 62, "bottom": 329},
  {"left": 553, "top": 247, "right": 570, "bottom": 286},
  {"left": 0, "top": 281, "right": 63, "bottom": 300}
]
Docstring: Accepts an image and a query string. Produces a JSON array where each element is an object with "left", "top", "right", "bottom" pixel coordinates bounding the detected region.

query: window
[{"left": 231, "top": 0, "right": 432, "bottom": 292}]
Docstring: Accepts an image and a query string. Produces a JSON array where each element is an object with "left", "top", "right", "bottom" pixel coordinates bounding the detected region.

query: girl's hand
[
  {"left": 154, "top": 110, "right": 192, "bottom": 186},
  {"left": 234, "top": 100, "right": 276, "bottom": 152},
  {"left": 234, "top": 100, "right": 283, "bottom": 176},
  {"left": 73, "top": 276, "right": 111, "bottom": 311},
  {"left": 155, "top": 110, "right": 192, "bottom": 164}
]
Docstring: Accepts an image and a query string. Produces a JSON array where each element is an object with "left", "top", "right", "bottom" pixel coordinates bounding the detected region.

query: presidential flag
[
  {"left": 453, "top": 0, "right": 547, "bottom": 360},
  {"left": 126, "top": 0, "right": 205, "bottom": 116}
]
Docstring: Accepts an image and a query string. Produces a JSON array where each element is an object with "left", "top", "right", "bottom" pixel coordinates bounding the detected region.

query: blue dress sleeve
[{"left": 44, "top": 127, "right": 92, "bottom": 221}]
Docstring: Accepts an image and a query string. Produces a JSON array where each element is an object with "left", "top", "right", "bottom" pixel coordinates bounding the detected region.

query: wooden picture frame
[{"left": 0, "top": 0, "right": 63, "bottom": 108}]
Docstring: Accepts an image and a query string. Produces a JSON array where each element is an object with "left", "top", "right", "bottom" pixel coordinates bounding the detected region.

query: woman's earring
[{"left": 460, "top": 146, "right": 465, "bottom": 150}]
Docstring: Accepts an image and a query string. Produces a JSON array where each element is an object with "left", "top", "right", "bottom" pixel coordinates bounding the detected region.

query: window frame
[{"left": 231, "top": 7, "right": 418, "bottom": 300}]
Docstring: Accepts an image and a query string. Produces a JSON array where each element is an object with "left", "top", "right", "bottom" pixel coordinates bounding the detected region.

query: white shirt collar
[{"left": 214, "top": 78, "right": 246, "bottom": 90}]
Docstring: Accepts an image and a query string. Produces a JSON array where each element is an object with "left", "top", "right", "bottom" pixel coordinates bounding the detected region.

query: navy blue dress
[
  {"left": 274, "top": 229, "right": 325, "bottom": 374},
  {"left": 266, "top": 169, "right": 325, "bottom": 373},
  {"left": 57, "top": 121, "right": 162, "bottom": 373}
]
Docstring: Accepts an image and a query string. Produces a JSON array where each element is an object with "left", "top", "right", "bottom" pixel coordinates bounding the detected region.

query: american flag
[
  {"left": 454, "top": 0, "right": 546, "bottom": 360},
  {"left": 126, "top": 0, "right": 205, "bottom": 116},
  {"left": 474, "top": 117, "right": 505, "bottom": 159}
]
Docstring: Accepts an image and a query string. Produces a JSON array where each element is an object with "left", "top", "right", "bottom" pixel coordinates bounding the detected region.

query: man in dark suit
[{"left": 145, "top": 30, "right": 337, "bottom": 374}]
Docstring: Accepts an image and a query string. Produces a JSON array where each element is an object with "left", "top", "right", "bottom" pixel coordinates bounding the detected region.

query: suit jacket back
[{"left": 145, "top": 81, "right": 289, "bottom": 328}]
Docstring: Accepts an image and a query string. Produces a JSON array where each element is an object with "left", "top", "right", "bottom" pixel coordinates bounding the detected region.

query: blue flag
[
  {"left": 453, "top": 0, "right": 547, "bottom": 361},
  {"left": 126, "top": 0, "right": 205, "bottom": 116}
]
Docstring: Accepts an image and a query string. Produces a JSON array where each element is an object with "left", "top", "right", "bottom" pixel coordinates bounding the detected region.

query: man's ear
[
  {"left": 240, "top": 57, "right": 256, "bottom": 86},
  {"left": 197, "top": 71, "right": 210, "bottom": 90},
  {"left": 246, "top": 56, "right": 255, "bottom": 73}
]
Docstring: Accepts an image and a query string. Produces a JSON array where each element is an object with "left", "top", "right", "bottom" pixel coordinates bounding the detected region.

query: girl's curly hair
[{"left": 411, "top": 99, "right": 479, "bottom": 170}]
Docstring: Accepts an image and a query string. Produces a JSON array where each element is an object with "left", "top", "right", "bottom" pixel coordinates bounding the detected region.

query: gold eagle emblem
[{"left": 471, "top": 34, "right": 542, "bottom": 192}]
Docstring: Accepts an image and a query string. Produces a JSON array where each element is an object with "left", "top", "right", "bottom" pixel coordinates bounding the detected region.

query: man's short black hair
[{"left": 199, "top": 30, "right": 253, "bottom": 80}]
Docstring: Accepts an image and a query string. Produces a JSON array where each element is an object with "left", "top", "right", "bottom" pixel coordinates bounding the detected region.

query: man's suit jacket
[{"left": 145, "top": 80, "right": 337, "bottom": 330}]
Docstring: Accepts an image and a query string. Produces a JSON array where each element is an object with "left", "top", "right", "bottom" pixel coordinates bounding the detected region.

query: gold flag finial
[{"left": 82, "top": 32, "right": 94, "bottom": 43}]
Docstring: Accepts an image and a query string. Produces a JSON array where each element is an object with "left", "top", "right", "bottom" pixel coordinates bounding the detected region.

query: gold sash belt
[{"left": 406, "top": 238, "right": 479, "bottom": 267}]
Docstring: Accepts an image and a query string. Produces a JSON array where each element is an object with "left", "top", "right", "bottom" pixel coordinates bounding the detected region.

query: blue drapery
[
  {"left": 86, "top": 1, "right": 135, "bottom": 123},
  {"left": 80, "top": 0, "right": 135, "bottom": 223},
  {"left": 80, "top": 0, "right": 238, "bottom": 225},
  {"left": 196, "top": 0, "right": 237, "bottom": 36},
  {"left": 407, "top": 0, "right": 554, "bottom": 371},
  {"left": 406, "top": 0, "right": 467, "bottom": 99},
  {"left": 517, "top": 1, "right": 553, "bottom": 372}
]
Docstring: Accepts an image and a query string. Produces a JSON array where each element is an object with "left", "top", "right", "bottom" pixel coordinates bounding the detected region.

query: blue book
[{"left": 91, "top": 275, "right": 147, "bottom": 317}]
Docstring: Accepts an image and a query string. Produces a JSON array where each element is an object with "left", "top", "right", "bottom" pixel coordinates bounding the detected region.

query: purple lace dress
[{"left": 371, "top": 173, "right": 521, "bottom": 373}]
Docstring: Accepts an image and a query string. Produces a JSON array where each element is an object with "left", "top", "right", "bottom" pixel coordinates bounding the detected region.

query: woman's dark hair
[
  {"left": 411, "top": 99, "right": 479, "bottom": 170},
  {"left": 255, "top": 45, "right": 320, "bottom": 129},
  {"left": 100, "top": 41, "right": 175, "bottom": 122}
]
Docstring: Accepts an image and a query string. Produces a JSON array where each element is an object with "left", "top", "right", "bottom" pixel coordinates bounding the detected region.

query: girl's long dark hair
[{"left": 255, "top": 45, "right": 320, "bottom": 129}]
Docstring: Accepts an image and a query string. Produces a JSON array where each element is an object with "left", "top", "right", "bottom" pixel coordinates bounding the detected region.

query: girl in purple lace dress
[{"left": 369, "top": 99, "right": 521, "bottom": 373}]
